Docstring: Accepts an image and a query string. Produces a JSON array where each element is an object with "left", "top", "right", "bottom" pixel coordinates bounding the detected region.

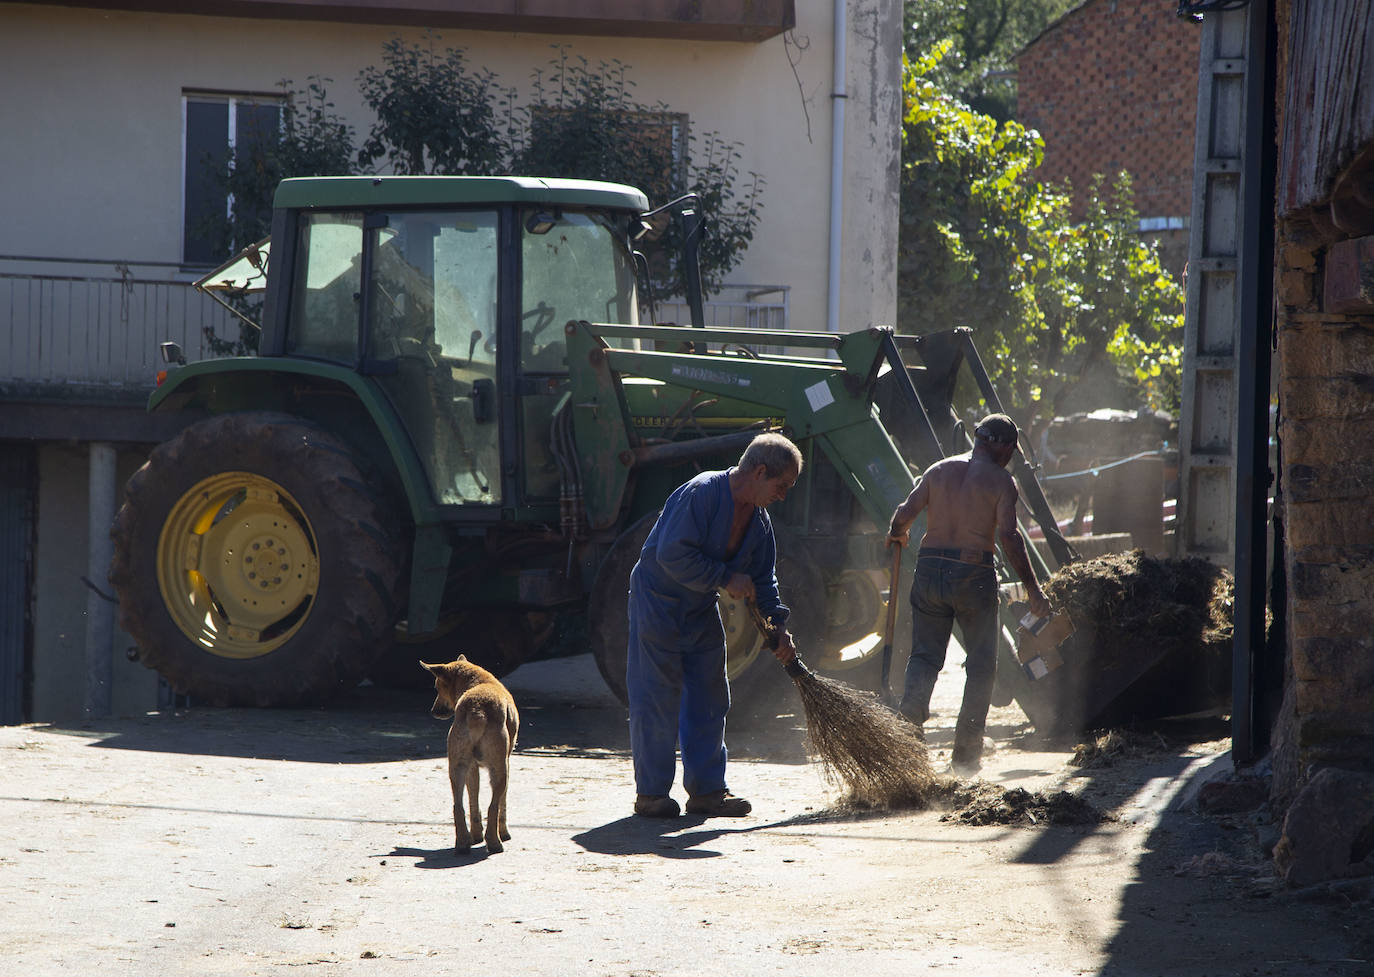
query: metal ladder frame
[
  {"left": 1179, "top": 0, "right": 1277, "bottom": 762},
  {"left": 1178, "top": 5, "right": 1253, "bottom": 562}
]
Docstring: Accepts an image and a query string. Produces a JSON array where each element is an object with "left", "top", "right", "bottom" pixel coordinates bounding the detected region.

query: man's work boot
[
  {"left": 950, "top": 718, "right": 985, "bottom": 778},
  {"left": 897, "top": 694, "right": 930, "bottom": 734},
  {"left": 685, "top": 789, "right": 752, "bottom": 817},
  {"left": 634, "top": 794, "right": 680, "bottom": 818},
  {"left": 948, "top": 756, "right": 982, "bottom": 778}
]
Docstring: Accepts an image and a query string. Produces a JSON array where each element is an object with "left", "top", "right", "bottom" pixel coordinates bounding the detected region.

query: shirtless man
[
  {"left": 626, "top": 433, "right": 801, "bottom": 818},
  {"left": 886, "top": 413, "right": 1050, "bottom": 774}
]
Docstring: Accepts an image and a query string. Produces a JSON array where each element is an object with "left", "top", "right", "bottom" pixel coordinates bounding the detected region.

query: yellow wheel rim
[
  {"left": 156, "top": 472, "right": 321, "bottom": 659},
  {"left": 812, "top": 569, "right": 889, "bottom": 671},
  {"left": 717, "top": 592, "right": 767, "bottom": 681}
]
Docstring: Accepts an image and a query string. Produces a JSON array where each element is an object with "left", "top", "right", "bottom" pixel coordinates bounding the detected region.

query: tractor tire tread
[{"left": 110, "top": 411, "right": 405, "bottom": 707}]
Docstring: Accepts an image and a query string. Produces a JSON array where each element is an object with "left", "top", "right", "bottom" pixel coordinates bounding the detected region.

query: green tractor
[{"left": 110, "top": 175, "right": 1070, "bottom": 709}]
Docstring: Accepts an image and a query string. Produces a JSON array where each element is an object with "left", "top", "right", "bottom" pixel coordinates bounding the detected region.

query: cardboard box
[{"left": 1015, "top": 611, "right": 1075, "bottom": 681}]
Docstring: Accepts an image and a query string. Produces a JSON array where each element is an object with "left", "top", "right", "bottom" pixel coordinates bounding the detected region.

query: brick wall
[
  {"left": 1016, "top": 0, "right": 1201, "bottom": 222},
  {"left": 1266, "top": 0, "right": 1374, "bottom": 889}
]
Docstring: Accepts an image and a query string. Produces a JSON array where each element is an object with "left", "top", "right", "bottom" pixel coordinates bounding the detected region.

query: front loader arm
[{"left": 564, "top": 320, "right": 929, "bottom": 531}]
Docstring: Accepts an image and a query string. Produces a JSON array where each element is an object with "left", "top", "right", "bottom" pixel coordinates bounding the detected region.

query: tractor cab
[{"left": 195, "top": 176, "right": 656, "bottom": 516}]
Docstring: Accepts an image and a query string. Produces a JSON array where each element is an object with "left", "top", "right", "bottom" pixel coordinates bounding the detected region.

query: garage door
[{"left": 0, "top": 444, "right": 35, "bottom": 724}]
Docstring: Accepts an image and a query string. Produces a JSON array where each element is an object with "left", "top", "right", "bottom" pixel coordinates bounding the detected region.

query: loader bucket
[{"left": 996, "top": 553, "right": 1234, "bottom": 734}]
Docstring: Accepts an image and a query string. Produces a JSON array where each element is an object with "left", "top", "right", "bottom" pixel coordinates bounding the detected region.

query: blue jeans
[{"left": 899, "top": 557, "right": 999, "bottom": 761}]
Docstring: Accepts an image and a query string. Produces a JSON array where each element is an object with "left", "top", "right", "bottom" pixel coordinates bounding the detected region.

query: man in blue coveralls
[{"left": 627, "top": 433, "right": 802, "bottom": 818}]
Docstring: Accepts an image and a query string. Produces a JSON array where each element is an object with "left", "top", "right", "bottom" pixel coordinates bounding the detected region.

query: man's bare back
[
  {"left": 886, "top": 417, "right": 1048, "bottom": 618},
  {"left": 916, "top": 453, "right": 1016, "bottom": 553}
]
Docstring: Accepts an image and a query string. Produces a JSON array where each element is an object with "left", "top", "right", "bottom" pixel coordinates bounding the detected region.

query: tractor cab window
[
  {"left": 519, "top": 209, "right": 639, "bottom": 500},
  {"left": 520, "top": 209, "right": 639, "bottom": 371},
  {"left": 366, "top": 210, "right": 501, "bottom": 506},
  {"left": 286, "top": 213, "right": 364, "bottom": 363}
]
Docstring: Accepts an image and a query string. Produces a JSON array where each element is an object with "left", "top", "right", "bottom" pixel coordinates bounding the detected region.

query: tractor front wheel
[{"left": 110, "top": 412, "right": 405, "bottom": 707}]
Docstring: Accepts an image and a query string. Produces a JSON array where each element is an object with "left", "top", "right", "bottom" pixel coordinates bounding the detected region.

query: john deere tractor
[{"left": 110, "top": 175, "right": 1070, "bottom": 708}]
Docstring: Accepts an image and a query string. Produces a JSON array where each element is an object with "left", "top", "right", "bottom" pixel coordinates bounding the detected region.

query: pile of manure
[
  {"left": 1044, "top": 549, "right": 1234, "bottom": 669},
  {"left": 934, "top": 782, "right": 1112, "bottom": 827}
]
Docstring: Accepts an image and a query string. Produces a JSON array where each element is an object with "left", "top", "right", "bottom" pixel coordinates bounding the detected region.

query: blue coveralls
[{"left": 626, "top": 469, "right": 789, "bottom": 798}]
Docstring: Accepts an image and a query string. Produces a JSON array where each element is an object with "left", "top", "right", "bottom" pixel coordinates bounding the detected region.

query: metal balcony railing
[
  {"left": 0, "top": 263, "right": 240, "bottom": 395},
  {"left": 654, "top": 284, "right": 790, "bottom": 350},
  {"left": 1, "top": 266, "right": 789, "bottom": 396}
]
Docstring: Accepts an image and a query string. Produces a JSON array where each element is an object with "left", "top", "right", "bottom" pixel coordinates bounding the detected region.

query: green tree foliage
[
  {"left": 202, "top": 77, "right": 357, "bottom": 354},
  {"left": 356, "top": 34, "right": 513, "bottom": 175},
  {"left": 512, "top": 47, "right": 763, "bottom": 299},
  {"left": 897, "top": 46, "right": 1183, "bottom": 429},
  {"left": 1048, "top": 174, "right": 1184, "bottom": 419},
  {"left": 904, "top": 0, "right": 1077, "bottom": 119},
  {"left": 205, "top": 77, "right": 357, "bottom": 257},
  {"left": 209, "top": 40, "right": 760, "bottom": 311}
]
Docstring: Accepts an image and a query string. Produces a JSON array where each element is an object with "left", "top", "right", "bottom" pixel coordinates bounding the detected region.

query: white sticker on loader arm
[{"left": 805, "top": 379, "right": 835, "bottom": 412}]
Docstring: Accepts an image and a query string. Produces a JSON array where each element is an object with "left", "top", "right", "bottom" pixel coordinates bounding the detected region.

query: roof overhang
[{"left": 42, "top": 1, "right": 796, "bottom": 42}]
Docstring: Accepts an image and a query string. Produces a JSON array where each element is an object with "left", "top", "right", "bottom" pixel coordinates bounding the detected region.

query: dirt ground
[{"left": 2, "top": 652, "right": 1369, "bottom": 977}]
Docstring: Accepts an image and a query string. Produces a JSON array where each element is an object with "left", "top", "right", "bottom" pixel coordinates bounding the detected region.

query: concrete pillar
[{"left": 84, "top": 442, "right": 116, "bottom": 718}]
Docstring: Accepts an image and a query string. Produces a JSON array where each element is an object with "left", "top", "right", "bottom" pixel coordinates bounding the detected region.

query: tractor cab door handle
[{"left": 471, "top": 378, "right": 495, "bottom": 424}]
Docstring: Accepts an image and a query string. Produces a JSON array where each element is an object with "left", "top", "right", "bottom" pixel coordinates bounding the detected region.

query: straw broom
[{"left": 747, "top": 602, "right": 935, "bottom": 807}]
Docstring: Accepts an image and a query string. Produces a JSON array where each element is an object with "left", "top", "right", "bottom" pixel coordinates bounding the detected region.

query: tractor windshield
[{"left": 519, "top": 208, "right": 639, "bottom": 372}]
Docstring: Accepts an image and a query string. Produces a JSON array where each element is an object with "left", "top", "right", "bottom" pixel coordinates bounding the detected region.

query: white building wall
[
  {"left": 0, "top": 1, "right": 898, "bottom": 331},
  {"left": 2, "top": 0, "right": 901, "bottom": 717}
]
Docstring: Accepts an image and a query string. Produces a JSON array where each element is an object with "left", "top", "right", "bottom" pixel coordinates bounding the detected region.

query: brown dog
[{"left": 421, "top": 656, "right": 520, "bottom": 854}]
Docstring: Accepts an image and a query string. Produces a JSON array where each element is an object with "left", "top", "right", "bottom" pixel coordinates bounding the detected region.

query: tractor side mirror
[{"left": 159, "top": 341, "right": 186, "bottom": 366}]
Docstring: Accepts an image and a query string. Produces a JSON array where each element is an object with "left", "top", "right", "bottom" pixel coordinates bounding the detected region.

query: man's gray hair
[{"left": 739, "top": 432, "right": 803, "bottom": 478}]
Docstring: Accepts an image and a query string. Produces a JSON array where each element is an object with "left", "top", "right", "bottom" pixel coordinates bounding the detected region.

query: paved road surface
[{"left": 1, "top": 652, "right": 1366, "bottom": 976}]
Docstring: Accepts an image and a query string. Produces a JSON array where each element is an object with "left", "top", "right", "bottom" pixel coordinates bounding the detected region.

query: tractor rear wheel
[
  {"left": 587, "top": 515, "right": 825, "bottom": 717},
  {"left": 110, "top": 412, "right": 405, "bottom": 707},
  {"left": 379, "top": 607, "right": 552, "bottom": 688},
  {"left": 588, "top": 512, "right": 657, "bottom": 705}
]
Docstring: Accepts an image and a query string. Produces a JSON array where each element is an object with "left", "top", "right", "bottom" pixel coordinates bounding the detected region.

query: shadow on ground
[
  {"left": 1089, "top": 740, "right": 1370, "bottom": 974},
  {"left": 35, "top": 655, "right": 815, "bottom": 765},
  {"left": 572, "top": 812, "right": 800, "bottom": 858},
  {"left": 36, "top": 686, "right": 441, "bottom": 763},
  {"left": 954, "top": 712, "right": 1372, "bottom": 975}
]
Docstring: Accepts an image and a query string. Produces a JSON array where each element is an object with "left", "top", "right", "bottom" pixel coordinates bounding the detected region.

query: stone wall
[{"left": 1270, "top": 212, "right": 1374, "bottom": 884}]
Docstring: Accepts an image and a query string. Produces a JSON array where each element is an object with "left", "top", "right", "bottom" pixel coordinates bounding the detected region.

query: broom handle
[
  {"left": 880, "top": 543, "right": 903, "bottom": 698},
  {"left": 745, "top": 599, "right": 811, "bottom": 679}
]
